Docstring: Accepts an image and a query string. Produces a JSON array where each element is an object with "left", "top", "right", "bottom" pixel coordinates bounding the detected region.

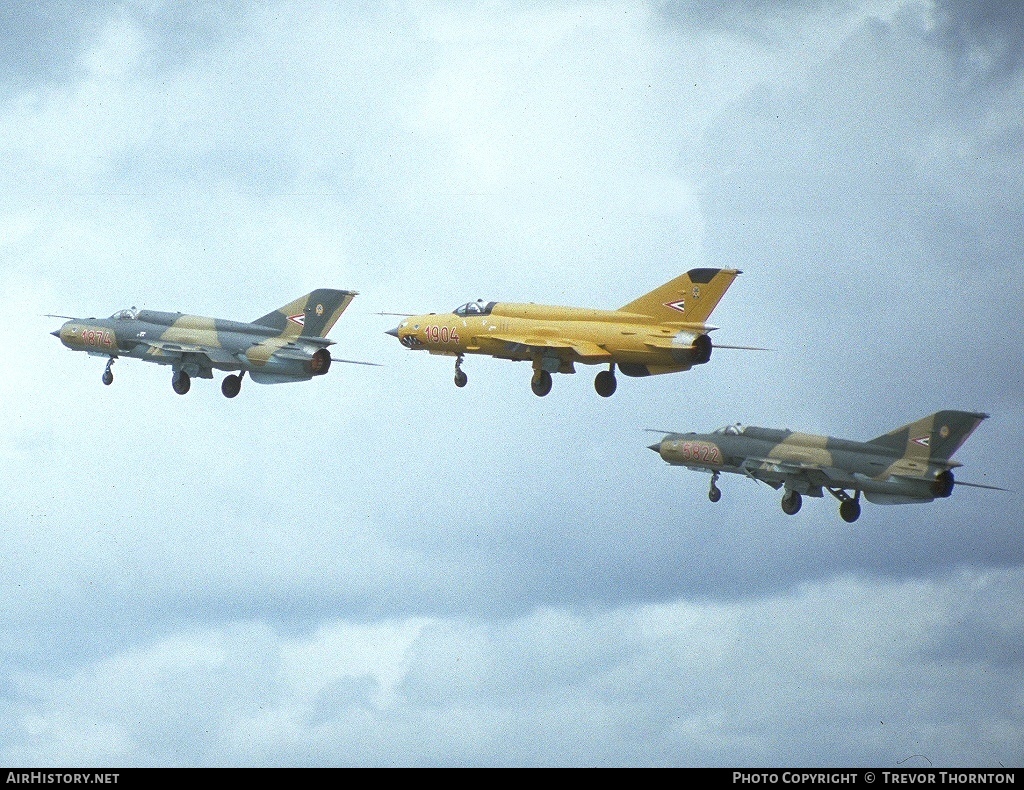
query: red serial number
[
  {"left": 677, "top": 441, "right": 721, "bottom": 464},
  {"left": 84, "top": 329, "right": 113, "bottom": 348},
  {"left": 424, "top": 325, "right": 461, "bottom": 344}
]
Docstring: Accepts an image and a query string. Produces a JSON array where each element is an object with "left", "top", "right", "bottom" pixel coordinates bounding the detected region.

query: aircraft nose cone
[
  {"left": 385, "top": 326, "right": 400, "bottom": 338},
  {"left": 51, "top": 330, "right": 61, "bottom": 337},
  {"left": 648, "top": 443, "right": 662, "bottom": 452}
]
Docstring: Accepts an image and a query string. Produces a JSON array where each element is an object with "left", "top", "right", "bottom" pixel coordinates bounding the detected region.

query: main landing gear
[
  {"left": 454, "top": 355, "right": 468, "bottom": 388},
  {"left": 779, "top": 488, "right": 863, "bottom": 521},
  {"left": 172, "top": 369, "right": 191, "bottom": 395},
  {"left": 531, "top": 369, "right": 552, "bottom": 397},
  {"left": 102, "top": 357, "right": 115, "bottom": 386},
  {"left": 781, "top": 489, "right": 802, "bottom": 515},
  {"left": 594, "top": 364, "right": 617, "bottom": 398},
  {"left": 708, "top": 472, "right": 722, "bottom": 503},
  {"left": 221, "top": 371, "right": 244, "bottom": 398},
  {"left": 828, "top": 488, "right": 862, "bottom": 523}
]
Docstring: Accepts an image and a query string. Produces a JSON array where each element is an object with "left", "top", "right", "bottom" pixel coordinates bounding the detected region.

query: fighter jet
[
  {"left": 648, "top": 410, "right": 1005, "bottom": 522},
  {"left": 51, "top": 289, "right": 370, "bottom": 397},
  {"left": 385, "top": 268, "right": 759, "bottom": 396}
]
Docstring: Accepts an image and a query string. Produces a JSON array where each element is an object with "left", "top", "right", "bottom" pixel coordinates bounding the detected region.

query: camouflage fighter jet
[
  {"left": 385, "top": 268, "right": 760, "bottom": 397},
  {"left": 51, "top": 289, "right": 370, "bottom": 397},
  {"left": 647, "top": 411, "right": 1005, "bottom": 522}
]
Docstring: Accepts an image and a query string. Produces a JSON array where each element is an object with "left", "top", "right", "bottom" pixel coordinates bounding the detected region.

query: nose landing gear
[
  {"left": 708, "top": 472, "right": 722, "bottom": 503},
  {"left": 102, "top": 357, "right": 115, "bottom": 386},
  {"left": 454, "top": 355, "right": 468, "bottom": 388}
]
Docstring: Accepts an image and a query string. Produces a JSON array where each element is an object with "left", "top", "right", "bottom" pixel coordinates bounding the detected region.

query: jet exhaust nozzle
[
  {"left": 309, "top": 347, "right": 332, "bottom": 376},
  {"left": 932, "top": 470, "right": 955, "bottom": 498},
  {"left": 692, "top": 333, "right": 712, "bottom": 364}
]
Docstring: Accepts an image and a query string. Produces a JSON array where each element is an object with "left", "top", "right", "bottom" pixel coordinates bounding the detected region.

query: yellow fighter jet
[{"left": 385, "top": 268, "right": 757, "bottom": 396}]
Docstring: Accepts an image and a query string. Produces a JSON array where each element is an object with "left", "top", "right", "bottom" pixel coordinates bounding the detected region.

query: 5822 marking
[{"left": 678, "top": 441, "right": 721, "bottom": 465}]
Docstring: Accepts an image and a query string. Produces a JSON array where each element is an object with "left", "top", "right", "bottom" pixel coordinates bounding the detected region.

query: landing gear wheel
[
  {"left": 531, "top": 369, "right": 552, "bottom": 397},
  {"left": 453, "top": 354, "right": 468, "bottom": 388},
  {"left": 827, "top": 488, "right": 862, "bottom": 523},
  {"left": 708, "top": 472, "right": 722, "bottom": 502},
  {"left": 594, "top": 369, "right": 617, "bottom": 397},
  {"left": 221, "top": 374, "right": 242, "bottom": 398},
  {"left": 172, "top": 370, "right": 191, "bottom": 395},
  {"left": 781, "top": 490, "right": 802, "bottom": 515},
  {"left": 839, "top": 499, "right": 861, "bottom": 523},
  {"left": 102, "top": 358, "right": 115, "bottom": 386}
]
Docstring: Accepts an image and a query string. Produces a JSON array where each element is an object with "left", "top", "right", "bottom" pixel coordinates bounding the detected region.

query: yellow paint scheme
[
  {"left": 388, "top": 268, "right": 745, "bottom": 394},
  {"left": 399, "top": 311, "right": 712, "bottom": 368},
  {"left": 398, "top": 308, "right": 714, "bottom": 368}
]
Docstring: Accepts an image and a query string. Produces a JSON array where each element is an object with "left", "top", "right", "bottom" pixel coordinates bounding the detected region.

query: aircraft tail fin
[
  {"left": 619, "top": 268, "right": 741, "bottom": 323},
  {"left": 253, "top": 289, "right": 358, "bottom": 338},
  {"left": 868, "top": 410, "right": 990, "bottom": 465}
]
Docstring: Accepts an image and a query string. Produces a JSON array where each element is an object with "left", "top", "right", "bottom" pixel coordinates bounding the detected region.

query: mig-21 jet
[
  {"left": 648, "top": 410, "right": 1005, "bottom": 522},
  {"left": 385, "top": 268, "right": 760, "bottom": 397},
  {"left": 51, "top": 289, "right": 371, "bottom": 397}
]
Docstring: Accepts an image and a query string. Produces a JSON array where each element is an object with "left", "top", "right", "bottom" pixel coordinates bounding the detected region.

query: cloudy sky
[{"left": 1, "top": 0, "right": 1021, "bottom": 768}]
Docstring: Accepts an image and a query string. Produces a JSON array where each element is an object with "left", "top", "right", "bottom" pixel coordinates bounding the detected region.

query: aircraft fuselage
[
  {"left": 386, "top": 268, "right": 743, "bottom": 396},
  {"left": 393, "top": 304, "right": 712, "bottom": 377},
  {"left": 653, "top": 426, "right": 952, "bottom": 505},
  {"left": 55, "top": 310, "right": 328, "bottom": 381}
]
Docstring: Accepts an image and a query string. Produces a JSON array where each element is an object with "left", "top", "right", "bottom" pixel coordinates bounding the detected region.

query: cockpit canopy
[
  {"left": 712, "top": 423, "right": 745, "bottom": 436},
  {"left": 111, "top": 307, "right": 138, "bottom": 320},
  {"left": 453, "top": 300, "right": 496, "bottom": 317}
]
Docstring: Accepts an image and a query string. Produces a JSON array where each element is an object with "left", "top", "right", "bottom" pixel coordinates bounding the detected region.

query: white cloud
[{"left": 4, "top": 572, "right": 1021, "bottom": 766}]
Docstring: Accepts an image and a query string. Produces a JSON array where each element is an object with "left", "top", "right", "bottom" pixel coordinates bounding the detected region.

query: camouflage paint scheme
[
  {"left": 648, "top": 411, "right": 1002, "bottom": 522},
  {"left": 52, "top": 289, "right": 358, "bottom": 397},
  {"left": 386, "top": 269, "right": 753, "bottom": 397}
]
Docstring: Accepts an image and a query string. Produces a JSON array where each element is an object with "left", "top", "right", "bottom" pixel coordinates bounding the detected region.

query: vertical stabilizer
[
  {"left": 619, "top": 268, "right": 741, "bottom": 323},
  {"left": 868, "top": 411, "right": 989, "bottom": 465},
  {"left": 253, "top": 289, "right": 358, "bottom": 338}
]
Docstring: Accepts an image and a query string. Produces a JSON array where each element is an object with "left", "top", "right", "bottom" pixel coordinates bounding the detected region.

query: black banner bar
[{"left": 1, "top": 768, "right": 1021, "bottom": 781}]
